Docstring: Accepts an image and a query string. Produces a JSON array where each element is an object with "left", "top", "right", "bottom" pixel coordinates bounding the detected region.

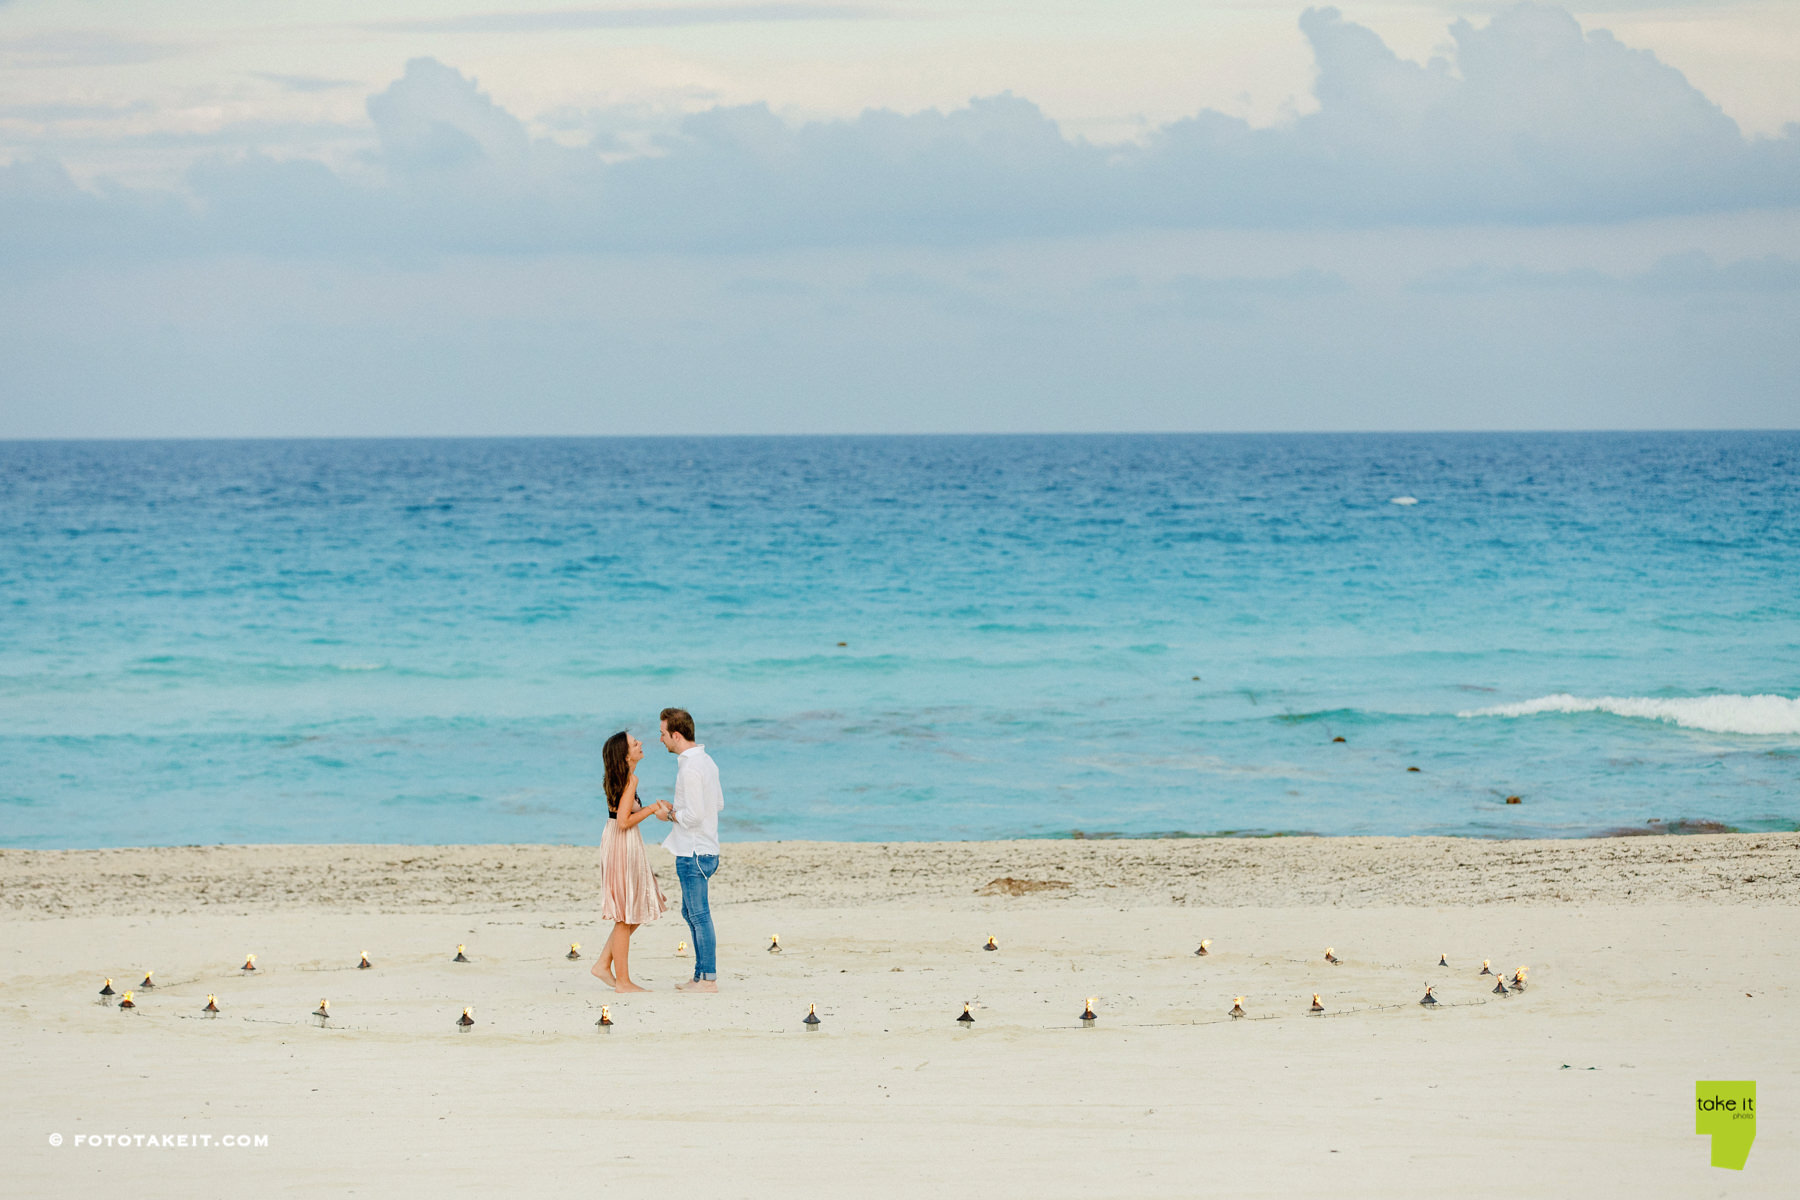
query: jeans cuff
[{"left": 697, "top": 972, "right": 717, "bottom": 980}]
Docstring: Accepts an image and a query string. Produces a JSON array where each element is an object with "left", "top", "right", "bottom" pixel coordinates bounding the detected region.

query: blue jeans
[{"left": 674, "top": 854, "right": 720, "bottom": 980}]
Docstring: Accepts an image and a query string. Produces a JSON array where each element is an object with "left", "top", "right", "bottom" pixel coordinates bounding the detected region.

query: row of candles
[
  {"left": 101, "top": 937, "right": 1527, "bottom": 983},
  {"left": 92, "top": 937, "right": 1528, "bottom": 1031},
  {"left": 98, "top": 980, "right": 1528, "bottom": 1030},
  {"left": 105, "top": 935, "right": 1533, "bottom": 978}
]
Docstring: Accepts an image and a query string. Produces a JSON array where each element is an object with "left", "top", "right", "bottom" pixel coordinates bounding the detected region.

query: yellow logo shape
[{"left": 1695, "top": 1081, "right": 1755, "bottom": 1170}]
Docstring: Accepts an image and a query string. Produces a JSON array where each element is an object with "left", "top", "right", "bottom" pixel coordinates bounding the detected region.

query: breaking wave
[{"left": 1460, "top": 693, "right": 1800, "bottom": 736}]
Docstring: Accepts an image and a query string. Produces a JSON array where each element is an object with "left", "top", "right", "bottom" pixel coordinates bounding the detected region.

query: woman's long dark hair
[{"left": 602, "top": 731, "right": 630, "bottom": 817}]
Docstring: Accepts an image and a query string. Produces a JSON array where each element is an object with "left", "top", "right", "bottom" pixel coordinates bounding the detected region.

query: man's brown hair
[{"left": 660, "top": 707, "right": 695, "bottom": 741}]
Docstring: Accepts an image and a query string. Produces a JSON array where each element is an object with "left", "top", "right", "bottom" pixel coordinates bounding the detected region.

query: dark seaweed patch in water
[
  {"left": 1275, "top": 707, "right": 1368, "bottom": 726},
  {"left": 1066, "top": 828, "right": 1320, "bottom": 840},
  {"left": 1599, "top": 818, "right": 1740, "bottom": 837}
]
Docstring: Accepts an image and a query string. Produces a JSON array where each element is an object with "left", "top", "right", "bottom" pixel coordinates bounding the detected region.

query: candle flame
[
  {"left": 571, "top": 943, "right": 580, "bottom": 952},
  {"left": 318, "top": 999, "right": 328, "bottom": 1009},
  {"left": 457, "top": 944, "right": 465, "bottom": 953},
  {"left": 601, "top": 1005, "right": 612, "bottom": 1018},
  {"left": 462, "top": 1007, "right": 472, "bottom": 1017},
  {"left": 122, "top": 991, "right": 134, "bottom": 1001}
]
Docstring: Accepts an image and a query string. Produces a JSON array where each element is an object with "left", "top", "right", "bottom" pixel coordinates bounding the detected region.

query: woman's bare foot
[
  {"left": 590, "top": 957, "right": 615, "bottom": 987},
  {"left": 613, "top": 980, "right": 649, "bottom": 993},
  {"left": 675, "top": 979, "right": 718, "bottom": 993}
]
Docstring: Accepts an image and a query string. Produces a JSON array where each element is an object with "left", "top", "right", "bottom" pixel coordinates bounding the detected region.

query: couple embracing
[{"left": 590, "top": 707, "right": 723, "bottom": 993}]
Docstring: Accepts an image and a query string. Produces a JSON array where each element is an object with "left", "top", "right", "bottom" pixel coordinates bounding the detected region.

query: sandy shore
[{"left": 5, "top": 835, "right": 1798, "bottom": 1197}]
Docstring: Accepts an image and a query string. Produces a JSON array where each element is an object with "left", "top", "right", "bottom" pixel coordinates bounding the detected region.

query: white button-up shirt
[{"left": 661, "top": 744, "right": 723, "bottom": 857}]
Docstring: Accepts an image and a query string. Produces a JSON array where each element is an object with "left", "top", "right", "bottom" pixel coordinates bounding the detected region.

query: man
[{"left": 656, "top": 706, "right": 723, "bottom": 992}]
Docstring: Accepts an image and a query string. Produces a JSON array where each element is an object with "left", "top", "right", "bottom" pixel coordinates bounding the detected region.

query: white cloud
[
  {"left": 366, "top": 57, "right": 532, "bottom": 172},
  {"left": 252, "top": 73, "right": 361, "bottom": 95},
  {"left": 2, "top": 5, "right": 1796, "bottom": 260}
]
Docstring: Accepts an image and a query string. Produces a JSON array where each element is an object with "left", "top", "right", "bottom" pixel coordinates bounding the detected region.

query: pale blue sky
[{"left": 1, "top": 2, "right": 1796, "bottom": 435}]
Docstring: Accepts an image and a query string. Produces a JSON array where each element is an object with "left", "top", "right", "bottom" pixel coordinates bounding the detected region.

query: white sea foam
[
  {"left": 1389, "top": 496, "right": 1419, "bottom": 505},
  {"left": 1459, "top": 693, "right": 1800, "bottom": 736}
]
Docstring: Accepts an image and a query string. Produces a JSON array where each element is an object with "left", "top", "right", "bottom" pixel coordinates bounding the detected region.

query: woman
[{"left": 591, "top": 730, "right": 671, "bottom": 992}]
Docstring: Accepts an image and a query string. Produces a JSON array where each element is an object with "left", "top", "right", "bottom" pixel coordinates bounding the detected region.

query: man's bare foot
[
  {"left": 590, "top": 957, "right": 615, "bottom": 987},
  {"left": 675, "top": 979, "right": 718, "bottom": 993},
  {"left": 613, "top": 980, "right": 649, "bottom": 993}
]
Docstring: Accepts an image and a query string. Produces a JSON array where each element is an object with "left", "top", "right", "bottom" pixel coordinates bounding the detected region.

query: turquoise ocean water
[{"left": 2, "top": 433, "right": 1796, "bottom": 848}]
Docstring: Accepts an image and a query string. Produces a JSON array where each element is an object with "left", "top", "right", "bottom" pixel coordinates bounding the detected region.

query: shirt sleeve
[{"left": 671, "top": 758, "right": 706, "bottom": 831}]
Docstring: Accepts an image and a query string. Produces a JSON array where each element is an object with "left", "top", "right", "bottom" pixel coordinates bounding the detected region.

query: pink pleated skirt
[{"left": 599, "top": 817, "right": 668, "bottom": 926}]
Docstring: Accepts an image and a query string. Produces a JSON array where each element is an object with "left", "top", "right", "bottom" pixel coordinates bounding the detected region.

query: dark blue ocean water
[{"left": 2, "top": 433, "right": 1796, "bottom": 848}]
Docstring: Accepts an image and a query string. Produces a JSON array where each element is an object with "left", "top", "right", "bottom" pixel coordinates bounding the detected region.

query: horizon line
[{"left": 4, "top": 427, "right": 1798, "bottom": 445}]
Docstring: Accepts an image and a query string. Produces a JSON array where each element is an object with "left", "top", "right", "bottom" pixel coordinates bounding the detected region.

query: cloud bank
[
  {"left": 2, "top": 4, "right": 1796, "bottom": 261},
  {"left": 1413, "top": 250, "right": 1800, "bottom": 294},
  {"left": 367, "top": 4, "right": 884, "bottom": 34}
]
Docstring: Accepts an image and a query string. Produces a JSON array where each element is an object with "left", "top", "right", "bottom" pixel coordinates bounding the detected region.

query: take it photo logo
[{"left": 1695, "top": 1081, "right": 1756, "bottom": 1170}]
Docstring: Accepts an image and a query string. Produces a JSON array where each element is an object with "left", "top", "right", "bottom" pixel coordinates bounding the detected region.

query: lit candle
[
  {"left": 803, "top": 1004, "right": 821, "bottom": 1032},
  {"left": 1479, "top": 959, "right": 1492, "bottom": 976},
  {"left": 1492, "top": 974, "right": 1510, "bottom": 996},
  {"left": 97, "top": 978, "right": 115, "bottom": 1005},
  {"left": 1324, "top": 947, "right": 1341, "bottom": 965},
  {"left": 241, "top": 954, "right": 257, "bottom": 974},
  {"left": 202, "top": 995, "right": 220, "bottom": 1018},
  {"left": 1079, "top": 998, "right": 1097, "bottom": 1028},
  {"left": 983, "top": 936, "right": 998, "bottom": 952},
  {"left": 1438, "top": 953, "right": 1449, "bottom": 967},
  {"left": 457, "top": 1007, "right": 475, "bottom": 1033},
  {"left": 597, "top": 1005, "right": 613, "bottom": 1033},
  {"left": 313, "top": 999, "right": 330, "bottom": 1026},
  {"left": 767, "top": 934, "right": 781, "bottom": 954},
  {"left": 1229, "top": 996, "right": 1245, "bottom": 1019},
  {"left": 956, "top": 1003, "right": 974, "bottom": 1027},
  {"left": 453, "top": 945, "right": 469, "bottom": 963},
  {"left": 358, "top": 951, "right": 372, "bottom": 970},
  {"left": 566, "top": 943, "right": 582, "bottom": 961},
  {"left": 675, "top": 941, "right": 689, "bottom": 957},
  {"left": 139, "top": 970, "right": 155, "bottom": 990},
  {"left": 1419, "top": 985, "right": 1439, "bottom": 1007},
  {"left": 1194, "top": 939, "right": 1211, "bottom": 957},
  {"left": 118, "top": 990, "right": 137, "bottom": 1012},
  {"left": 1309, "top": 993, "right": 1324, "bottom": 1015}
]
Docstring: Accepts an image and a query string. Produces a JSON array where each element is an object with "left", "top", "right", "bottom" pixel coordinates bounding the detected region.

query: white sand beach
[{"left": 5, "top": 834, "right": 1798, "bottom": 1198}]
